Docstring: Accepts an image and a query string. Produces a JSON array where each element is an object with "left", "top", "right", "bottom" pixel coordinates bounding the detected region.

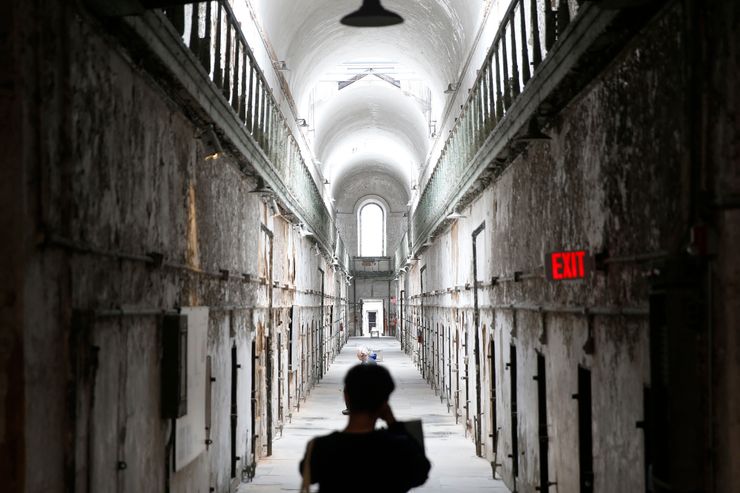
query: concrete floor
[{"left": 240, "top": 336, "right": 511, "bottom": 492}]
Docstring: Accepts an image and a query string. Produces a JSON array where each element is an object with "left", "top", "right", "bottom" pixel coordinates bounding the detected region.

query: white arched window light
[{"left": 358, "top": 201, "right": 385, "bottom": 257}]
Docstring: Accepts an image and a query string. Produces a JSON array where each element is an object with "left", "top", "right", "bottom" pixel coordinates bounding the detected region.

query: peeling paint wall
[
  {"left": 398, "top": 5, "right": 715, "bottom": 493},
  {"left": 4, "top": 2, "right": 347, "bottom": 492}
]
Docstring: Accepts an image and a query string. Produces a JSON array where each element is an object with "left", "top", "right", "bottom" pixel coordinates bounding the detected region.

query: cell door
[
  {"left": 536, "top": 353, "right": 549, "bottom": 491},
  {"left": 472, "top": 222, "right": 485, "bottom": 456},
  {"left": 455, "top": 328, "right": 461, "bottom": 424},
  {"left": 277, "top": 332, "right": 282, "bottom": 423},
  {"left": 259, "top": 224, "right": 274, "bottom": 456},
  {"left": 509, "top": 344, "right": 519, "bottom": 478},
  {"left": 489, "top": 339, "right": 498, "bottom": 461},
  {"left": 577, "top": 366, "right": 593, "bottom": 493},
  {"left": 447, "top": 325, "right": 453, "bottom": 404},
  {"left": 230, "top": 344, "right": 238, "bottom": 479},
  {"left": 250, "top": 339, "right": 257, "bottom": 468}
]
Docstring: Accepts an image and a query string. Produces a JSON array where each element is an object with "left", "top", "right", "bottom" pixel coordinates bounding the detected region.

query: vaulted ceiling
[{"left": 249, "top": 0, "right": 487, "bottom": 203}]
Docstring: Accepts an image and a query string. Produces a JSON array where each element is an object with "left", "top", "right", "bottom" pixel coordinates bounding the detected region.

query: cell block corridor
[{"left": 1, "top": 1, "right": 739, "bottom": 493}]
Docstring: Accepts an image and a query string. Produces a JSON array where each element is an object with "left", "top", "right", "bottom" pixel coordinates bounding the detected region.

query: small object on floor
[{"left": 342, "top": 408, "right": 350, "bottom": 415}]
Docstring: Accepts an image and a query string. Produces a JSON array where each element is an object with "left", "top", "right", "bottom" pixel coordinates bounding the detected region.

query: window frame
[{"left": 357, "top": 198, "right": 387, "bottom": 257}]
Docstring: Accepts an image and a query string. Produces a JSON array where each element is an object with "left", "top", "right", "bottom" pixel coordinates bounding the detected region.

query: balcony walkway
[{"left": 242, "top": 336, "right": 510, "bottom": 492}]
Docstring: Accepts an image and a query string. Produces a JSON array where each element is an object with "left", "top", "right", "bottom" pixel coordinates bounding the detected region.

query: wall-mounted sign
[{"left": 545, "top": 250, "right": 591, "bottom": 281}]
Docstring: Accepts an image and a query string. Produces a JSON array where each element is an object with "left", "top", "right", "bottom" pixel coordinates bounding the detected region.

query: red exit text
[{"left": 545, "top": 250, "right": 590, "bottom": 281}]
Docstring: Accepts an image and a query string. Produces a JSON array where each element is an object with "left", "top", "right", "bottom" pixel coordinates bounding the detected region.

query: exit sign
[{"left": 545, "top": 250, "right": 591, "bottom": 281}]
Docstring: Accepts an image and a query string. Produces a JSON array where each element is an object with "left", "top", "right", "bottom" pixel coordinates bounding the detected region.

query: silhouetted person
[
  {"left": 300, "top": 364, "right": 431, "bottom": 493},
  {"left": 342, "top": 346, "right": 376, "bottom": 415}
]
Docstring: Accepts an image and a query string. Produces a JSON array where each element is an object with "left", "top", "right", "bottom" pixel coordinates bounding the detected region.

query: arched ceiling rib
[{"left": 250, "top": 0, "right": 486, "bottom": 196}]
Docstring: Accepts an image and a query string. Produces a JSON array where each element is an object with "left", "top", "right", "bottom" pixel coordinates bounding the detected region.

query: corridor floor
[{"left": 242, "top": 336, "right": 510, "bottom": 492}]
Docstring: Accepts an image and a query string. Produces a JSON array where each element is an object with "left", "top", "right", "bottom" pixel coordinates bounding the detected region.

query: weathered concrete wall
[
  {"left": 400, "top": 5, "right": 696, "bottom": 493},
  {"left": 706, "top": 1, "right": 740, "bottom": 490},
  {"left": 4, "top": 2, "right": 347, "bottom": 493}
]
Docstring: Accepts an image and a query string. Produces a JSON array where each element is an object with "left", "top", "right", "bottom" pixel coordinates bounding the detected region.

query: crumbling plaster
[
  {"left": 9, "top": 4, "right": 347, "bottom": 492},
  {"left": 400, "top": 6, "right": 689, "bottom": 493}
]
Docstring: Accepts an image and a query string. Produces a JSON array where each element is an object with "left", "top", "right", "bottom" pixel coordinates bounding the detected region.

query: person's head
[
  {"left": 356, "top": 346, "right": 369, "bottom": 363},
  {"left": 343, "top": 363, "right": 395, "bottom": 414}
]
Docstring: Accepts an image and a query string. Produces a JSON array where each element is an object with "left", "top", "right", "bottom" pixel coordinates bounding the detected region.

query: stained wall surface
[
  {"left": 2, "top": 2, "right": 347, "bottom": 492},
  {"left": 397, "top": 4, "right": 739, "bottom": 492}
]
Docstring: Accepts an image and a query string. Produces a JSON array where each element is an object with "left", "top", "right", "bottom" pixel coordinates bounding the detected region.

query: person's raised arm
[{"left": 378, "top": 402, "right": 396, "bottom": 426}]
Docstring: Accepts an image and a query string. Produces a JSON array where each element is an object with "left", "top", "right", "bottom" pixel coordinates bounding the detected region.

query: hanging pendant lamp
[{"left": 340, "top": 0, "right": 404, "bottom": 27}]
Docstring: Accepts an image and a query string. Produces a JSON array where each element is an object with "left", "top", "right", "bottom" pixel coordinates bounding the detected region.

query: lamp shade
[{"left": 340, "top": 0, "right": 404, "bottom": 27}]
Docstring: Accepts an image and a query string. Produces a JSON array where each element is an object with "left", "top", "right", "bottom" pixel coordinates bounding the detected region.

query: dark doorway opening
[
  {"left": 420, "top": 264, "right": 427, "bottom": 380},
  {"left": 489, "top": 339, "right": 498, "bottom": 465},
  {"left": 250, "top": 339, "right": 257, "bottom": 470},
  {"left": 277, "top": 332, "right": 282, "bottom": 423},
  {"left": 260, "top": 223, "right": 274, "bottom": 456},
  {"left": 472, "top": 221, "right": 485, "bottom": 456},
  {"left": 288, "top": 306, "right": 294, "bottom": 417},
  {"left": 641, "top": 386, "right": 651, "bottom": 492},
  {"left": 455, "top": 328, "right": 460, "bottom": 425},
  {"left": 577, "top": 366, "right": 594, "bottom": 493},
  {"left": 318, "top": 267, "right": 325, "bottom": 378},
  {"left": 230, "top": 344, "right": 238, "bottom": 479},
  {"left": 536, "top": 353, "right": 549, "bottom": 491},
  {"left": 509, "top": 344, "right": 519, "bottom": 478}
]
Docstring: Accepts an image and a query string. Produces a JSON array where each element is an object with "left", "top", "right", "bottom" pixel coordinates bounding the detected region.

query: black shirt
[{"left": 299, "top": 423, "right": 431, "bottom": 493}]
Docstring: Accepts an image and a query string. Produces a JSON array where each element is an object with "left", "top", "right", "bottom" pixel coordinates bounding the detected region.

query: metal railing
[
  {"left": 393, "top": 232, "right": 410, "bottom": 272},
  {"left": 351, "top": 257, "right": 394, "bottom": 275},
  {"left": 335, "top": 235, "right": 349, "bottom": 269},
  {"left": 162, "top": 1, "right": 332, "bottom": 247},
  {"left": 413, "top": 0, "right": 581, "bottom": 245}
]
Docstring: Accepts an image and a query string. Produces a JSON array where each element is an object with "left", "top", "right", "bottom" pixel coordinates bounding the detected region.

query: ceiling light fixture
[
  {"left": 516, "top": 118, "right": 551, "bottom": 142},
  {"left": 444, "top": 83, "right": 460, "bottom": 94},
  {"left": 270, "top": 198, "right": 283, "bottom": 218},
  {"left": 248, "top": 177, "right": 273, "bottom": 195},
  {"left": 200, "top": 125, "right": 224, "bottom": 161},
  {"left": 273, "top": 60, "right": 289, "bottom": 71},
  {"left": 297, "top": 118, "right": 309, "bottom": 127},
  {"left": 340, "top": 0, "right": 404, "bottom": 27}
]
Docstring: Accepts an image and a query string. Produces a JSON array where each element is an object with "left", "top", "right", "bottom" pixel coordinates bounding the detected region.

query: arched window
[{"left": 358, "top": 202, "right": 385, "bottom": 256}]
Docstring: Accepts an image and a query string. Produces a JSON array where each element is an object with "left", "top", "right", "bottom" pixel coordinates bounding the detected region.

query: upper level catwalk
[{"left": 244, "top": 336, "right": 510, "bottom": 493}]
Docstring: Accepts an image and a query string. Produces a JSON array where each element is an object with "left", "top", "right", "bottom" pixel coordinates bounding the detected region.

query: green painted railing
[
  {"left": 393, "top": 231, "right": 410, "bottom": 273},
  {"left": 161, "top": 0, "right": 333, "bottom": 248},
  {"left": 412, "top": 0, "right": 581, "bottom": 246}
]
